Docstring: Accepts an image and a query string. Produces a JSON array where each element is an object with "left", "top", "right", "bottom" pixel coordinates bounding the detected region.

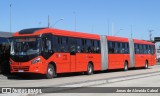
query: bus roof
[
  {"left": 13, "top": 28, "right": 154, "bottom": 45},
  {"left": 13, "top": 28, "right": 100, "bottom": 40},
  {"left": 106, "top": 36, "right": 154, "bottom": 45},
  {"left": 133, "top": 39, "right": 154, "bottom": 45},
  {"left": 106, "top": 36, "right": 129, "bottom": 42}
]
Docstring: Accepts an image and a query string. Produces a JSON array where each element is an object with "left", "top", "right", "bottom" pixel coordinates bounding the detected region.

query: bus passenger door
[
  {"left": 69, "top": 38, "right": 76, "bottom": 72},
  {"left": 42, "top": 34, "right": 54, "bottom": 59}
]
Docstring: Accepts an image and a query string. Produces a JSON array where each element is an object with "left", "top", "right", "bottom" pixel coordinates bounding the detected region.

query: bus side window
[
  {"left": 82, "top": 39, "right": 86, "bottom": 53},
  {"left": 137, "top": 44, "right": 140, "bottom": 54},
  {"left": 69, "top": 38, "right": 76, "bottom": 55},
  {"left": 97, "top": 40, "right": 100, "bottom": 53},
  {"left": 77, "top": 38, "right": 82, "bottom": 53},
  {"left": 135, "top": 44, "right": 139, "bottom": 54},
  {"left": 119, "top": 42, "right": 123, "bottom": 54},
  {"left": 44, "top": 38, "right": 52, "bottom": 53},
  {"left": 98, "top": 40, "right": 101, "bottom": 53},
  {"left": 94, "top": 40, "right": 99, "bottom": 53},
  {"left": 148, "top": 45, "right": 151, "bottom": 54},
  {"left": 143, "top": 45, "right": 147, "bottom": 54},
  {"left": 52, "top": 36, "right": 58, "bottom": 52},
  {"left": 121, "top": 42, "right": 125, "bottom": 54},
  {"left": 150, "top": 45, "right": 155, "bottom": 54},
  {"left": 47, "top": 40, "right": 51, "bottom": 50},
  {"left": 108, "top": 41, "right": 113, "bottom": 54},
  {"left": 139, "top": 44, "right": 142, "bottom": 54},
  {"left": 61, "top": 37, "right": 68, "bottom": 52},
  {"left": 91, "top": 40, "right": 94, "bottom": 53},
  {"left": 86, "top": 39, "right": 92, "bottom": 53},
  {"left": 108, "top": 41, "right": 111, "bottom": 53},
  {"left": 112, "top": 42, "right": 115, "bottom": 54},
  {"left": 147, "top": 45, "right": 149, "bottom": 54},
  {"left": 115, "top": 42, "right": 118, "bottom": 54},
  {"left": 124, "top": 43, "right": 128, "bottom": 54}
]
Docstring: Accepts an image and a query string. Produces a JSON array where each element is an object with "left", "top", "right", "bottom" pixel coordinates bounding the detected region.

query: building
[
  {"left": 155, "top": 37, "right": 160, "bottom": 62},
  {"left": 0, "top": 31, "right": 13, "bottom": 37}
]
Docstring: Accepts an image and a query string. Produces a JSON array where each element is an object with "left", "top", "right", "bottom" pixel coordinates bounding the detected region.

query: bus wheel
[
  {"left": 124, "top": 62, "right": 128, "bottom": 71},
  {"left": 145, "top": 61, "right": 148, "bottom": 69},
  {"left": 46, "top": 64, "right": 56, "bottom": 79},
  {"left": 87, "top": 63, "right": 93, "bottom": 75}
]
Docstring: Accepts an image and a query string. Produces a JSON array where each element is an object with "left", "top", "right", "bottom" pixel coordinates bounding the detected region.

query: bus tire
[
  {"left": 87, "top": 63, "right": 93, "bottom": 75},
  {"left": 124, "top": 62, "right": 128, "bottom": 71},
  {"left": 145, "top": 61, "right": 148, "bottom": 69},
  {"left": 46, "top": 64, "right": 56, "bottom": 79}
]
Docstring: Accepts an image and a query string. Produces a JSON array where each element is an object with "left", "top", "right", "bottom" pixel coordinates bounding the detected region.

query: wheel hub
[
  {"left": 89, "top": 66, "right": 92, "bottom": 73},
  {"left": 48, "top": 68, "right": 53, "bottom": 76}
]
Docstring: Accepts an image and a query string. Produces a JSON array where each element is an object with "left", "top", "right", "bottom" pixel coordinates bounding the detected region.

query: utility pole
[
  {"left": 131, "top": 25, "right": 133, "bottom": 39},
  {"left": 112, "top": 22, "right": 114, "bottom": 36},
  {"left": 149, "top": 30, "right": 154, "bottom": 41},
  {"left": 48, "top": 15, "right": 50, "bottom": 28},
  {"left": 73, "top": 12, "right": 76, "bottom": 31},
  {"left": 10, "top": 4, "right": 12, "bottom": 33},
  {"left": 91, "top": 25, "right": 94, "bottom": 33},
  {"left": 108, "top": 20, "right": 109, "bottom": 35}
]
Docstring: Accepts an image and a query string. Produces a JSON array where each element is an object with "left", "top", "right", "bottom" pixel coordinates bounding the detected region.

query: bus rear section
[
  {"left": 133, "top": 39, "right": 156, "bottom": 68},
  {"left": 106, "top": 36, "right": 156, "bottom": 70}
]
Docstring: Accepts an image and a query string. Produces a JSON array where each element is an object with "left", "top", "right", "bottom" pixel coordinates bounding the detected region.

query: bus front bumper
[{"left": 10, "top": 62, "right": 47, "bottom": 74}]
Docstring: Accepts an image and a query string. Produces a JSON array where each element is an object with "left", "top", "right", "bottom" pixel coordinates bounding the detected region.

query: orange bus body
[
  {"left": 107, "top": 36, "right": 130, "bottom": 69},
  {"left": 10, "top": 28, "right": 101, "bottom": 74},
  {"left": 133, "top": 39, "right": 156, "bottom": 67},
  {"left": 10, "top": 28, "right": 156, "bottom": 77}
]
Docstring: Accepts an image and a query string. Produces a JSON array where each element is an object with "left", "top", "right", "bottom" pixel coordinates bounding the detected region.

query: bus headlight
[{"left": 32, "top": 58, "right": 41, "bottom": 64}]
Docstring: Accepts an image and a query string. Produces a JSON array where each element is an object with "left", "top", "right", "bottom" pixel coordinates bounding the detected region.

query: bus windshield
[{"left": 10, "top": 37, "right": 41, "bottom": 55}]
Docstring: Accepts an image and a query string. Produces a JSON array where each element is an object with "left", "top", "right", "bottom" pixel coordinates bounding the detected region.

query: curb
[
  {"left": 38, "top": 71, "right": 160, "bottom": 93},
  {"left": 53, "top": 71, "right": 160, "bottom": 87}
]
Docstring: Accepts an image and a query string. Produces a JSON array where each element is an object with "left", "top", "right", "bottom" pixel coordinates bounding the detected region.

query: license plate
[{"left": 18, "top": 70, "right": 24, "bottom": 72}]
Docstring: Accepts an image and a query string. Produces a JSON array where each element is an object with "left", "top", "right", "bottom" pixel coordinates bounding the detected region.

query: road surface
[
  {"left": 0, "top": 64, "right": 160, "bottom": 96},
  {"left": 0, "top": 64, "right": 160, "bottom": 87},
  {"left": 40, "top": 67, "right": 160, "bottom": 96}
]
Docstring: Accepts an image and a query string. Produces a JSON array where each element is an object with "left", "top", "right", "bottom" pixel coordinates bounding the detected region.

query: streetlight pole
[
  {"left": 91, "top": 25, "right": 94, "bottom": 33},
  {"left": 10, "top": 4, "right": 12, "bottom": 33},
  {"left": 52, "top": 18, "right": 64, "bottom": 28},
  {"left": 48, "top": 15, "right": 50, "bottom": 28},
  {"left": 112, "top": 22, "right": 114, "bottom": 36},
  {"left": 73, "top": 12, "right": 76, "bottom": 31},
  {"left": 114, "top": 29, "right": 124, "bottom": 36},
  {"left": 131, "top": 25, "right": 133, "bottom": 39},
  {"left": 108, "top": 20, "right": 110, "bottom": 35}
]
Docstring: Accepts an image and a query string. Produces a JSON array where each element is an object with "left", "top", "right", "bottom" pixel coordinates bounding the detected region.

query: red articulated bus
[{"left": 10, "top": 28, "right": 156, "bottom": 79}]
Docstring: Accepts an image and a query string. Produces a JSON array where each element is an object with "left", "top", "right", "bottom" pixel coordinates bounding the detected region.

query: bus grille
[{"left": 12, "top": 66, "right": 29, "bottom": 71}]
